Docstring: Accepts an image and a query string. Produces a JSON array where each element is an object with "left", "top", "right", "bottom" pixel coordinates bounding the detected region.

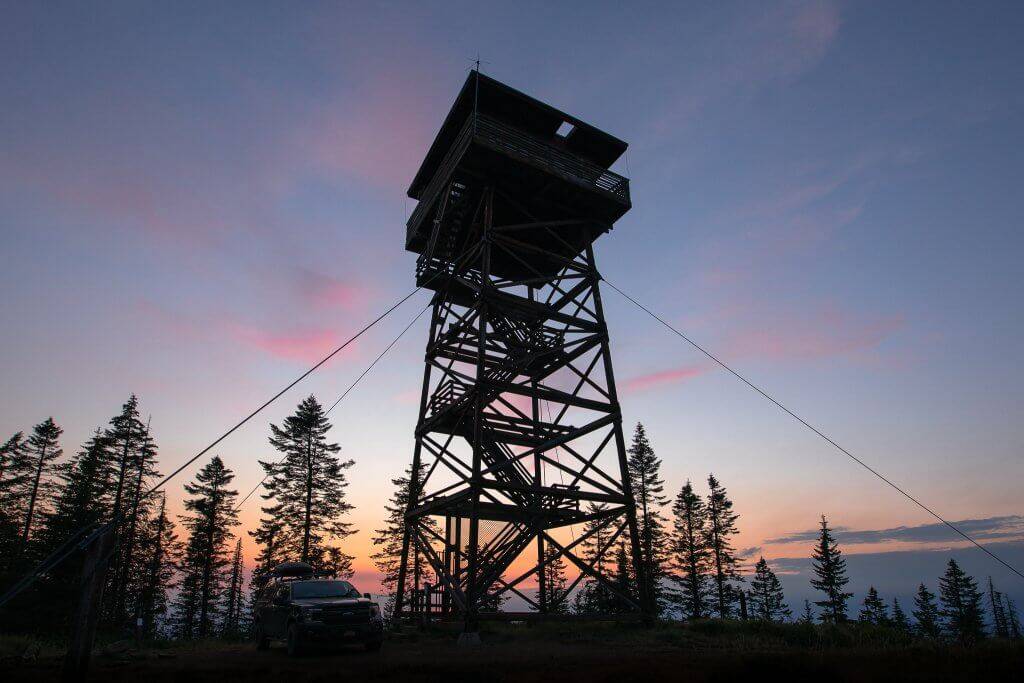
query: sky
[{"left": 2, "top": 1, "right": 1023, "bottom": 610}]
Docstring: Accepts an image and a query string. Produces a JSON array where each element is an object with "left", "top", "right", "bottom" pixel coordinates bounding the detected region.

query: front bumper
[{"left": 297, "top": 618, "right": 384, "bottom": 643}]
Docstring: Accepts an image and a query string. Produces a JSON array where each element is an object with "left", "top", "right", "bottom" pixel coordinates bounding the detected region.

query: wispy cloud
[
  {"left": 765, "top": 515, "right": 1024, "bottom": 546},
  {"left": 622, "top": 364, "right": 709, "bottom": 394}
]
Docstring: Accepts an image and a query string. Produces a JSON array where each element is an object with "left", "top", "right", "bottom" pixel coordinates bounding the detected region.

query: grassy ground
[{"left": 2, "top": 621, "right": 1022, "bottom": 682}]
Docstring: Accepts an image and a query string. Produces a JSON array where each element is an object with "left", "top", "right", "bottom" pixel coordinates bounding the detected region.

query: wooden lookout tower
[{"left": 394, "top": 71, "right": 649, "bottom": 632}]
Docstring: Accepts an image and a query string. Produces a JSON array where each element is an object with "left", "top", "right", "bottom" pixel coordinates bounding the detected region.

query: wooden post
[{"left": 62, "top": 526, "right": 115, "bottom": 681}]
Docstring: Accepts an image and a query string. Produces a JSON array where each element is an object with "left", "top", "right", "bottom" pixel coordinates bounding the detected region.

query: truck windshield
[{"left": 291, "top": 581, "right": 358, "bottom": 599}]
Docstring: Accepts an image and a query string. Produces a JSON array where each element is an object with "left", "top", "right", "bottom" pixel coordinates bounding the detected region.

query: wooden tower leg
[{"left": 62, "top": 526, "right": 115, "bottom": 682}]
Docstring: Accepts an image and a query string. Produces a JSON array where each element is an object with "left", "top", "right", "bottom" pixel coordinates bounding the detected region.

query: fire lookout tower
[{"left": 394, "top": 72, "right": 649, "bottom": 630}]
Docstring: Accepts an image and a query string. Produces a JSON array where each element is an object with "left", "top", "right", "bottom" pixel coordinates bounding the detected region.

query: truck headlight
[{"left": 300, "top": 606, "right": 322, "bottom": 621}]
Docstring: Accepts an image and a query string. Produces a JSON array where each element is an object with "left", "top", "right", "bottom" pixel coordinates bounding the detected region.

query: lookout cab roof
[{"left": 406, "top": 71, "right": 628, "bottom": 200}]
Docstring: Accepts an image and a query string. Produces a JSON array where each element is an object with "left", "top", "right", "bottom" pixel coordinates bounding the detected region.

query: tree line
[
  {"left": 1, "top": 406, "right": 1020, "bottom": 644},
  {"left": 0, "top": 393, "right": 357, "bottom": 641}
]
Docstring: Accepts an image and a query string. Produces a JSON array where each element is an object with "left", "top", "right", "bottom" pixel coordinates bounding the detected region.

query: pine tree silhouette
[
  {"left": 626, "top": 423, "right": 668, "bottom": 614},
  {"left": 704, "top": 474, "right": 742, "bottom": 619},
  {"left": 748, "top": 557, "right": 791, "bottom": 622},
  {"left": 891, "top": 598, "right": 910, "bottom": 634},
  {"left": 938, "top": 558, "right": 985, "bottom": 644},
  {"left": 858, "top": 586, "right": 889, "bottom": 626},
  {"left": 259, "top": 395, "right": 355, "bottom": 570},
  {"left": 669, "top": 480, "right": 710, "bottom": 619},
  {"left": 912, "top": 582, "right": 941, "bottom": 638},
  {"left": 18, "top": 417, "right": 63, "bottom": 558},
  {"left": 810, "top": 515, "right": 852, "bottom": 623}
]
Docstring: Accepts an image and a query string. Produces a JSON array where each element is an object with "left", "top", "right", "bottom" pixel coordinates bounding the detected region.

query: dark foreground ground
[{"left": 3, "top": 621, "right": 1022, "bottom": 682}]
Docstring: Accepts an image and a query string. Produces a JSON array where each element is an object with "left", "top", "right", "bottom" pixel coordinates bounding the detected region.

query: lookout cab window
[{"left": 556, "top": 120, "right": 575, "bottom": 138}]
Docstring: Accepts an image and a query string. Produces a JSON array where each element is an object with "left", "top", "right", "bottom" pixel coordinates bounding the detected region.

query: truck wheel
[
  {"left": 254, "top": 623, "right": 270, "bottom": 651},
  {"left": 364, "top": 639, "right": 383, "bottom": 652},
  {"left": 286, "top": 623, "right": 304, "bottom": 657}
]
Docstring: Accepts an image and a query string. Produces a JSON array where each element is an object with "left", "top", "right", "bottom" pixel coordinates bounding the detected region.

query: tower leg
[{"left": 62, "top": 526, "right": 115, "bottom": 682}]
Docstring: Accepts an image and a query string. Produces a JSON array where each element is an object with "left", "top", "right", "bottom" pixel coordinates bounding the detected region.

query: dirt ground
[{"left": 3, "top": 631, "right": 1023, "bottom": 683}]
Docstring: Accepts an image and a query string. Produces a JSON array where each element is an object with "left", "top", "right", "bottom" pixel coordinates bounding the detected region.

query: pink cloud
[
  {"left": 224, "top": 322, "right": 358, "bottom": 365},
  {"left": 293, "top": 268, "right": 369, "bottom": 310},
  {"left": 623, "top": 365, "right": 709, "bottom": 394}
]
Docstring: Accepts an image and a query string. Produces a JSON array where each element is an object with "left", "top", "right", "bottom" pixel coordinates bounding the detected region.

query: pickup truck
[{"left": 253, "top": 562, "right": 384, "bottom": 656}]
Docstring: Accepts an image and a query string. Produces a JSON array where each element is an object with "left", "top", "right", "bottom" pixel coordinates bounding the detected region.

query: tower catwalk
[{"left": 394, "top": 72, "right": 649, "bottom": 630}]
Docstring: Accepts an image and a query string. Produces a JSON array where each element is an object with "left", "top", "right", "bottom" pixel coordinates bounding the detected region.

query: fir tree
[
  {"left": 912, "top": 583, "right": 941, "bottom": 638},
  {"left": 173, "top": 456, "right": 239, "bottom": 639},
  {"left": 810, "top": 515, "right": 852, "bottom": 623},
  {"left": 17, "top": 418, "right": 63, "bottom": 557},
  {"left": 626, "top": 423, "right": 668, "bottom": 614},
  {"left": 539, "top": 544, "right": 569, "bottom": 614},
  {"left": 370, "top": 462, "right": 435, "bottom": 620},
  {"left": 612, "top": 541, "right": 635, "bottom": 612},
  {"left": 704, "top": 474, "right": 742, "bottom": 618},
  {"left": 748, "top": 557, "right": 791, "bottom": 622},
  {"left": 574, "top": 503, "right": 615, "bottom": 614},
  {"left": 891, "top": 598, "right": 910, "bottom": 634},
  {"left": 221, "top": 539, "right": 245, "bottom": 638},
  {"left": 859, "top": 586, "right": 889, "bottom": 626},
  {"left": 987, "top": 577, "right": 1009, "bottom": 638},
  {"left": 1005, "top": 596, "right": 1021, "bottom": 639},
  {"left": 670, "top": 480, "right": 710, "bottom": 619},
  {"left": 0, "top": 432, "right": 29, "bottom": 561},
  {"left": 137, "top": 494, "right": 181, "bottom": 639},
  {"left": 938, "top": 558, "right": 985, "bottom": 643},
  {"left": 259, "top": 395, "right": 355, "bottom": 569},
  {"left": 800, "top": 599, "right": 815, "bottom": 624}
]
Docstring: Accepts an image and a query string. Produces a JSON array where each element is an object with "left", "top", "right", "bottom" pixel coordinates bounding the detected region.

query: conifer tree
[
  {"left": 540, "top": 544, "right": 569, "bottom": 614},
  {"left": 221, "top": 538, "right": 245, "bottom": 638},
  {"left": 891, "top": 598, "right": 910, "bottom": 634},
  {"left": 1005, "top": 596, "right": 1021, "bottom": 639},
  {"left": 0, "top": 432, "right": 29, "bottom": 561},
  {"left": 912, "top": 582, "right": 941, "bottom": 638},
  {"left": 574, "top": 503, "right": 615, "bottom": 614},
  {"left": 259, "top": 395, "right": 355, "bottom": 569},
  {"left": 987, "top": 577, "right": 1009, "bottom": 638},
  {"left": 370, "top": 462, "right": 434, "bottom": 620},
  {"left": 138, "top": 494, "right": 181, "bottom": 639},
  {"left": 858, "top": 586, "right": 889, "bottom": 625},
  {"left": 938, "top": 558, "right": 985, "bottom": 643},
  {"left": 670, "top": 480, "right": 710, "bottom": 619},
  {"left": 810, "top": 515, "right": 852, "bottom": 623},
  {"left": 626, "top": 423, "right": 668, "bottom": 614},
  {"left": 18, "top": 418, "right": 63, "bottom": 557},
  {"left": 173, "top": 456, "right": 239, "bottom": 639},
  {"left": 748, "top": 557, "right": 791, "bottom": 622},
  {"left": 704, "top": 474, "right": 742, "bottom": 618},
  {"left": 249, "top": 519, "right": 283, "bottom": 605},
  {"left": 800, "top": 599, "right": 814, "bottom": 624},
  {"left": 612, "top": 541, "right": 635, "bottom": 612}
]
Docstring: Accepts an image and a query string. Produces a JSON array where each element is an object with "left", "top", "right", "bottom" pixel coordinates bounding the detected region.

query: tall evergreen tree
[
  {"left": 539, "top": 544, "right": 569, "bottom": 614},
  {"left": 221, "top": 539, "right": 245, "bottom": 638},
  {"left": 102, "top": 395, "right": 147, "bottom": 623},
  {"left": 612, "top": 541, "right": 635, "bottom": 612},
  {"left": 112, "top": 419, "right": 161, "bottom": 626},
  {"left": 18, "top": 418, "right": 63, "bottom": 557},
  {"left": 810, "top": 515, "right": 852, "bottom": 623},
  {"left": 704, "top": 474, "right": 742, "bottom": 618},
  {"left": 669, "top": 480, "right": 710, "bottom": 620},
  {"left": 626, "top": 423, "right": 668, "bottom": 613},
  {"left": 259, "top": 395, "right": 355, "bottom": 569},
  {"left": 137, "top": 494, "right": 181, "bottom": 639},
  {"left": 172, "top": 456, "right": 239, "bottom": 639},
  {"left": 800, "top": 599, "right": 814, "bottom": 624},
  {"left": 987, "top": 577, "right": 1009, "bottom": 638},
  {"left": 370, "top": 462, "right": 434, "bottom": 620},
  {"left": 891, "top": 598, "right": 910, "bottom": 634},
  {"left": 0, "top": 432, "right": 29, "bottom": 561},
  {"left": 859, "top": 586, "right": 889, "bottom": 625},
  {"left": 912, "top": 582, "right": 941, "bottom": 638},
  {"left": 1005, "top": 596, "right": 1021, "bottom": 639},
  {"left": 938, "top": 559, "right": 985, "bottom": 643},
  {"left": 748, "top": 557, "right": 791, "bottom": 622},
  {"left": 573, "top": 503, "right": 615, "bottom": 614}
]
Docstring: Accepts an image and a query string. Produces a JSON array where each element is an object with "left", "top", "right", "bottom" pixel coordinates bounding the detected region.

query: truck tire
[
  {"left": 254, "top": 623, "right": 270, "bottom": 651},
  {"left": 286, "top": 623, "right": 304, "bottom": 657}
]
